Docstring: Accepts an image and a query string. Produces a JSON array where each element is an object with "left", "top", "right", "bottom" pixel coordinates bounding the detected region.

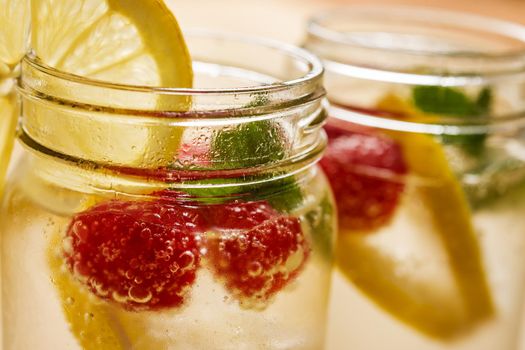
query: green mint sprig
[
  {"left": 412, "top": 86, "right": 492, "bottom": 155},
  {"left": 179, "top": 95, "right": 304, "bottom": 212}
]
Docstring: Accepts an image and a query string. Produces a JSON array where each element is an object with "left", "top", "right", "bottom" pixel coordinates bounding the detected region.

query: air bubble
[
  {"left": 112, "top": 291, "right": 129, "bottom": 304},
  {"left": 140, "top": 228, "right": 152, "bottom": 239},
  {"left": 128, "top": 286, "right": 152, "bottom": 304},
  {"left": 62, "top": 237, "right": 74, "bottom": 255},
  {"left": 248, "top": 262, "right": 263, "bottom": 277},
  {"left": 84, "top": 313, "right": 94, "bottom": 323},
  {"left": 92, "top": 280, "right": 109, "bottom": 297},
  {"left": 179, "top": 251, "right": 195, "bottom": 270},
  {"left": 169, "top": 262, "right": 180, "bottom": 273},
  {"left": 72, "top": 221, "right": 89, "bottom": 241},
  {"left": 130, "top": 258, "right": 140, "bottom": 268}
]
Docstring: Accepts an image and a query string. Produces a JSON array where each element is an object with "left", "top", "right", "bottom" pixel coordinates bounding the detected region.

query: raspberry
[
  {"left": 63, "top": 199, "right": 205, "bottom": 311},
  {"left": 205, "top": 200, "right": 278, "bottom": 229},
  {"left": 320, "top": 125, "right": 407, "bottom": 231},
  {"left": 205, "top": 201, "right": 310, "bottom": 308}
]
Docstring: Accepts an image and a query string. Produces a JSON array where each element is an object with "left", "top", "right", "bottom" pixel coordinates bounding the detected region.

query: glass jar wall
[
  {"left": 0, "top": 32, "right": 335, "bottom": 350},
  {"left": 304, "top": 7, "right": 525, "bottom": 350}
]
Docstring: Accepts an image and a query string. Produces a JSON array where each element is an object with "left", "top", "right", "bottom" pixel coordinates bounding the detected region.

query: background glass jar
[
  {"left": 0, "top": 32, "right": 335, "bottom": 350},
  {"left": 304, "top": 6, "right": 525, "bottom": 350}
]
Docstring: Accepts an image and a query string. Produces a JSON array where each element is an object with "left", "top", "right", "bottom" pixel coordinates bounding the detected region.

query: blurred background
[{"left": 168, "top": 0, "right": 525, "bottom": 45}]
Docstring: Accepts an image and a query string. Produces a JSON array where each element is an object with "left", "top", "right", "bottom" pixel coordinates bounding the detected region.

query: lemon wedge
[{"left": 335, "top": 93, "right": 493, "bottom": 339}]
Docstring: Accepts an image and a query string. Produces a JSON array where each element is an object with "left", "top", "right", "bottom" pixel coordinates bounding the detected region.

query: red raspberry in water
[
  {"left": 205, "top": 201, "right": 310, "bottom": 308},
  {"left": 205, "top": 200, "right": 279, "bottom": 229},
  {"left": 320, "top": 125, "right": 407, "bottom": 231},
  {"left": 64, "top": 199, "right": 205, "bottom": 311}
]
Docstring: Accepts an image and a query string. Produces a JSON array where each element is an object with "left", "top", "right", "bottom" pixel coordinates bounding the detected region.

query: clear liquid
[
  {"left": 324, "top": 130, "right": 525, "bottom": 350},
  {"left": 1, "top": 152, "right": 335, "bottom": 350}
]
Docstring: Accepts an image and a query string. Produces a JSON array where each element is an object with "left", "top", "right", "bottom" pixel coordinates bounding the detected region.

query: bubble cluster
[
  {"left": 205, "top": 201, "right": 310, "bottom": 309},
  {"left": 62, "top": 197, "right": 310, "bottom": 312},
  {"left": 63, "top": 200, "right": 204, "bottom": 311}
]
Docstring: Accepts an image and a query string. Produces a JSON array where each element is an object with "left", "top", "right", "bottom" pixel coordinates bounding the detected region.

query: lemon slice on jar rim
[
  {"left": 3, "top": 0, "right": 193, "bottom": 169},
  {"left": 335, "top": 93, "right": 493, "bottom": 339}
]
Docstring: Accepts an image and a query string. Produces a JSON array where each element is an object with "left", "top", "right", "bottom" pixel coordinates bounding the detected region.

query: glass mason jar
[
  {"left": 304, "top": 6, "right": 525, "bottom": 350},
  {"left": 0, "top": 32, "right": 335, "bottom": 350}
]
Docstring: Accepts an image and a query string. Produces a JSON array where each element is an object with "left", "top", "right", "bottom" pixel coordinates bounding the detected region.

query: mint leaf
[
  {"left": 413, "top": 86, "right": 477, "bottom": 116},
  {"left": 211, "top": 120, "right": 286, "bottom": 169},
  {"left": 178, "top": 95, "right": 303, "bottom": 211},
  {"left": 412, "top": 86, "right": 492, "bottom": 155},
  {"left": 182, "top": 175, "right": 303, "bottom": 211},
  {"left": 475, "top": 87, "right": 491, "bottom": 114},
  {"left": 304, "top": 195, "right": 334, "bottom": 259}
]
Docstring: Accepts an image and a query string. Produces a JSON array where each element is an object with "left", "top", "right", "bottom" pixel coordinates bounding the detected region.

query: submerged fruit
[
  {"left": 205, "top": 201, "right": 310, "bottom": 308},
  {"left": 333, "top": 93, "right": 493, "bottom": 339},
  {"left": 64, "top": 200, "right": 204, "bottom": 311},
  {"left": 320, "top": 125, "right": 407, "bottom": 231}
]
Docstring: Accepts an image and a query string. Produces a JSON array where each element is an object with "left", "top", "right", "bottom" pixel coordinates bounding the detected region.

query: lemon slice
[
  {"left": 335, "top": 93, "right": 493, "bottom": 339},
  {"left": 0, "top": 0, "right": 30, "bottom": 73},
  {"left": 31, "top": 0, "right": 191, "bottom": 87},
  {"left": 0, "top": 92, "right": 18, "bottom": 195},
  {"left": 0, "top": 0, "right": 31, "bottom": 193},
  {"left": 19, "top": 0, "right": 193, "bottom": 167},
  {"left": 48, "top": 230, "right": 129, "bottom": 350}
]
